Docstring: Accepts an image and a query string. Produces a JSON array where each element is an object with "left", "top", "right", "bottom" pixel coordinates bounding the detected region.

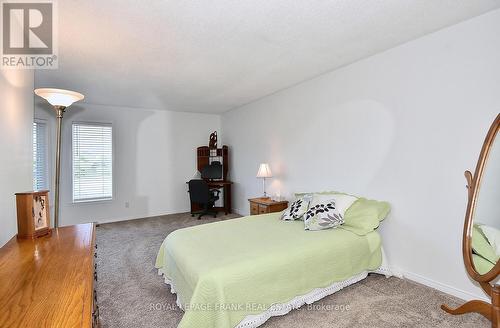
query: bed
[{"left": 155, "top": 201, "right": 392, "bottom": 328}]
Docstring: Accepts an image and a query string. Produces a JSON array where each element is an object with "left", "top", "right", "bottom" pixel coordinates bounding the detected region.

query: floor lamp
[{"left": 34, "top": 88, "right": 84, "bottom": 228}]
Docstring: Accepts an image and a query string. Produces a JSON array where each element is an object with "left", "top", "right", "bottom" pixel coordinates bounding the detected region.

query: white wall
[
  {"left": 221, "top": 9, "right": 500, "bottom": 301},
  {"left": 0, "top": 70, "right": 34, "bottom": 246},
  {"left": 35, "top": 102, "right": 220, "bottom": 226}
]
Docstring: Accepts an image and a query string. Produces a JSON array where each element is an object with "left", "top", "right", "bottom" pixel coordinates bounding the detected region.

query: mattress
[{"left": 155, "top": 212, "right": 386, "bottom": 328}]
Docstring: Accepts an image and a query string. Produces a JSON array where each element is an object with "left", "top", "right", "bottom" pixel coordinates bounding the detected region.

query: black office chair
[{"left": 188, "top": 179, "right": 220, "bottom": 219}]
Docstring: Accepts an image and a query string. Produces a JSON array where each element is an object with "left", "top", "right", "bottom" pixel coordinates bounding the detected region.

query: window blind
[
  {"left": 33, "top": 121, "right": 48, "bottom": 190},
  {"left": 72, "top": 123, "right": 113, "bottom": 202}
]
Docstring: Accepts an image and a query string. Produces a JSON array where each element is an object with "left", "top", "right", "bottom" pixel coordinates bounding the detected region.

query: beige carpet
[{"left": 95, "top": 212, "right": 489, "bottom": 328}]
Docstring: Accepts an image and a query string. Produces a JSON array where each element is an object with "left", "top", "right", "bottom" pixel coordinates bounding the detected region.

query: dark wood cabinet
[
  {"left": 197, "top": 145, "right": 229, "bottom": 181},
  {"left": 193, "top": 145, "right": 232, "bottom": 214}
]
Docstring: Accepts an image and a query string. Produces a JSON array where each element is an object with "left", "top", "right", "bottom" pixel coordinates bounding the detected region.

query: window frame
[
  {"left": 33, "top": 118, "right": 50, "bottom": 191},
  {"left": 71, "top": 121, "right": 114, "bottom": 204}
]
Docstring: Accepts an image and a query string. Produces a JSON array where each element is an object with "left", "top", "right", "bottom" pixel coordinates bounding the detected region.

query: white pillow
[
  {"left": 303, "top": 201, "right": 344, "bottom": 231},
  {"left": 479, "top": 224, "right": 500, "bottom": 257},
  {"left": 281, "top": 195, "right": 312, "bottom": 221},
  {"left": 310, "top": 194, "right": 358, "bottom": 217}
]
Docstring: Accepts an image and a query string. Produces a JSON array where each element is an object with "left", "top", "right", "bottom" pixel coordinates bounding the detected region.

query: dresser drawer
[
  {"left": 92, "top": 242, "right": 99, "bottom": 328},
  {"left": 248, "top": 198, "right": 288, "bottom": 216},
  {"left": 250, "top": 203, "right": 259, "bottom": 215},
  {"left": 268, "top": 203, "right": 288, "bottom": 213}
]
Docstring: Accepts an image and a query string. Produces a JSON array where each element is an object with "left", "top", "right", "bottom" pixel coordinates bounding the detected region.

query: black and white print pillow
[
  {"left": 304, "top": 201, "right": 344, "bottom": 231},
  {"left": 281, "top": 196, "right": 311, "bottom": 221}
]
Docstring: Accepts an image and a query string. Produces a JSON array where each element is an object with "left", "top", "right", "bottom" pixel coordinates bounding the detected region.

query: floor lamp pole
[
  {"left": 34, "top": 88, "right": 85, "bottom": 229},
  {"left": 54, "top": 105, "right": 66, "bottom": 228}
]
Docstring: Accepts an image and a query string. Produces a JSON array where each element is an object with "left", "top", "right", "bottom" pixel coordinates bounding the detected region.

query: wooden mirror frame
[{"left": 442, "top": 113, "right": 500, "bottom": 327}]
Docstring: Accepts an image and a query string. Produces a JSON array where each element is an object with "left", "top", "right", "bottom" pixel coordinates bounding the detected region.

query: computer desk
[{"left": 188, "top": 180, "right": 233, "bottom": 215}]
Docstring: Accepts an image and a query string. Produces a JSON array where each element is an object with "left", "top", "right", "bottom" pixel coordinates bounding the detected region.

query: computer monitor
[{"left": 201, "top": 161, "right": 223, "bottom": 180}]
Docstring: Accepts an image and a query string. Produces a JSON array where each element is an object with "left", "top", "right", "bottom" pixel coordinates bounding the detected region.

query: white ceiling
[{"left": 35, "top": 0, "right": 500, "bottom": 113}]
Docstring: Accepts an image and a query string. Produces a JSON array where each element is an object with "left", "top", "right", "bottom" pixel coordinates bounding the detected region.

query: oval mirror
[
  {"left": 467, "top": 115, "right": 500, "bottom": 281},
  {"left": 442, "top": 114, "right": 500, "bottom": 324},
  {"left": 471, "top": 126, "right": 500, "bottom": 277}
]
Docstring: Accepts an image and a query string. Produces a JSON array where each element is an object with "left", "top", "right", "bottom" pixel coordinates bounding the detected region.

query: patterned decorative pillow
[
  {"left": 309, "top": 193, "right": 358, "bottom": 217},
  {"left": 281, "top": 196, "right": 311, "bottom": 221},
  {"left": 303, "top": 201, "right": 344, "bottom": 231}
]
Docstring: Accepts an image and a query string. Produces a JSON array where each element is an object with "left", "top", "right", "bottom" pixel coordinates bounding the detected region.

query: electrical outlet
[{"left": 125, "top": 202, "right": 130, "bottom": 208}]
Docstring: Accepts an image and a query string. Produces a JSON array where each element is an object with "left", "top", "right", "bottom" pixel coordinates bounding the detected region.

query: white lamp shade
[
  {"left": 256, "top": 163, "right": 272, "bottom": 178},
  {"left": 35, "top": 88, "right": 84, "bottom": 107}
]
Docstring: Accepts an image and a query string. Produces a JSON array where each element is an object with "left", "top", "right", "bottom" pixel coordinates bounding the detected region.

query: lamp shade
[
  {"left": 256, "top": 163, "right": 272, "bottom": 178},
  {"left": 35, "top": 88, "right": 84, "bottom": 107}
]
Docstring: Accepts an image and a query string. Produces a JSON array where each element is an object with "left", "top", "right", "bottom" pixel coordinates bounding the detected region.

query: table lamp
[
  {"left": 34, "top": 88, "right": 84, "bottom": 228},
  {"left": 256, "top": 163, "right": 272, "bottom": 198}
]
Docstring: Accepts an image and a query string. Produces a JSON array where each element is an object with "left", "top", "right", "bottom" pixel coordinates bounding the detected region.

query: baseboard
[
  {"left": 91, "top": 208, "right": 190, "bottom": 226},
  {"left": 232, "top": 208, "right": 247, "bottom": 216},
  {"left": 401, "top": 270, "right": 489, "bottom": 302},
  {"left": 92, "top": 207, "right": 243, "bottom": 226}
]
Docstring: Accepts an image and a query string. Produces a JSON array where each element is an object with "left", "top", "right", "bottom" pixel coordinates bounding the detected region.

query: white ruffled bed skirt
[
  {"left": 158, "top": 249, "right": 396, "bottom": 328},
  {"left": 235, "top": 266, "right": 393, "bottom": 328}
]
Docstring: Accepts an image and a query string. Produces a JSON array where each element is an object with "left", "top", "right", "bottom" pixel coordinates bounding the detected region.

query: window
[
  {"left": 33, "top": 120, "right": 49, "bottom": 190},
  {"left": 72, "top": 123, "right": 113, "bottom": 202}
]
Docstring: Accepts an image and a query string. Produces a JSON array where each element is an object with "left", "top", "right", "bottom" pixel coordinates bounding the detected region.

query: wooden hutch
[
  {"left": 192, "top": 145, "right": 232, "bottom": 214},
  {"left": 196, "top": 145, "right": 229, "bottom": 181}
]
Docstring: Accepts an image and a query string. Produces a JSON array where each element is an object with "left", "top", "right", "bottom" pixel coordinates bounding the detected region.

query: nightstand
[{"left": 248, "top": 197, "right": 289, "bottom": 215}]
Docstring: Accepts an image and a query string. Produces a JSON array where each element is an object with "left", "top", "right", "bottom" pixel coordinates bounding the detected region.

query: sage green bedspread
[{"left": 155, "top": 212, "right": 383, "bottom": 328}]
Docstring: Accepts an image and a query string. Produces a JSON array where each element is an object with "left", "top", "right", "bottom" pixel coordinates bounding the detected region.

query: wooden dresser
[
  {"left": 249, "top": 197, "right": 289, "bottom": 215},
  {"left": 0, "top": 223, "right": 99, "bottom": 328}
]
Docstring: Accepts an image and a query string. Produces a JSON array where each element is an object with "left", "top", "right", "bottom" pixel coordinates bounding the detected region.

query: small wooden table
[{"left": 249, "top": 197, "right": 289, "bottom": 215}]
